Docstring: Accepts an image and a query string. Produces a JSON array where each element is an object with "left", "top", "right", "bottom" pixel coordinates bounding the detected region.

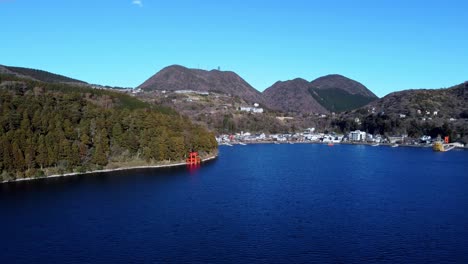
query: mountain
[
  {"left": 263, "top": 74, "right": 377, "bottom": 114},
  {"left": 137, "top": 65, "right": 265, "bottom": 105},
  {"left": 0, "top": 65, "right": 87, "bottom": 84},
  {"left": 364, "top": 82, "right": 468, "bottom": 118},
  {"left": 310, "top": 74, "right": 376, "bottom": 98},
  {"left": 263, "top": 78, "right": 328, "bottom": 114},
  {"left": 308, "top": 74, "right": 377, "bottom": 112}
]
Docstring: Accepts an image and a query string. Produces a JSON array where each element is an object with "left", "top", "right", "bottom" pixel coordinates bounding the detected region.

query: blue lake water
[{"left": 1, "top": 144, "right": 468, "bottom": 263}]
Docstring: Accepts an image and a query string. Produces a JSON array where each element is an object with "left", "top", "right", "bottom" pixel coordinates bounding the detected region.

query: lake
[{"left": 1, "top": 144, "right": 468, "bottom": 263}]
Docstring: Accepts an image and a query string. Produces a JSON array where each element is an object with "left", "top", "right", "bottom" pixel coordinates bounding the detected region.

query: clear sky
[{"left": 1, "top": 0, "right": 467, "bottom": 97}]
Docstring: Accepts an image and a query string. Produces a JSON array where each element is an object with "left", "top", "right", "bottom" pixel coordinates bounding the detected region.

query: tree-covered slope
[
  {"left": 309, "top": 87, "right": 376, "bottom": 112},
  {"left": 0, "top": 74, "right": 217, "bottom": 181},
  {"left": 366, "top": 82, "right": 468, "bottom": 118},
  {"left": 263, "top": 79, "right": 328, "bottom": 114},
  {"left": 263, "top": 74, "right": 377, "bottom": 114},
  {"left": 0, "top": 65, "right": 87, "bottom": 84}
]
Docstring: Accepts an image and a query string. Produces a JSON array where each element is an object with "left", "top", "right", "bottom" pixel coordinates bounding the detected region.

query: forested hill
[
  {"left": 263, "top": 74, "right": 377, "bottom": 114},
  {"left": 0, "top": 74, "right": 218, "bottom": 182},
  {"left": 0, "top": 65, "right": 87, "bottom": 84},
  {"left": 138, "top": 65, "right": 266, "bottom": 105}
]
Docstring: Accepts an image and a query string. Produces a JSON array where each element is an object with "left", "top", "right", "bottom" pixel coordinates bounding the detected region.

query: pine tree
[
  {"left": 91, "top": 129, "right": 109, "bottom": 166},
  {"left": 20, "top": 110, "right": 31, "bottom": 131},
  {"left": 36, "top": 135, "right": 48, "bottom": 169},
  {"left": 12, "top": 142, "right": 26, "bottom": 171}
]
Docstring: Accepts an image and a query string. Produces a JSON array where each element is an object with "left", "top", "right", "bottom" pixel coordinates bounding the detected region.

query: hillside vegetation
[
  {"left": 263, "top": 74, "right": 377, "bottom": 114},
  {"left": 0, "top": 65, "right": 87, "bottom": 84},
  {"left": 367, "top": 82, "right": 468, "bottom": 118},
  {"left": 309, "top": 87, "right": 376, "bottom": 112},
  {"left": 329, "top": 82, "right": 468, "bottom": 143},
  {"left": 138, "top": 65, "right": 266, "bottom": 105},
  {"left": 0, "top": 74, "right": 217, "bottom": 182}
]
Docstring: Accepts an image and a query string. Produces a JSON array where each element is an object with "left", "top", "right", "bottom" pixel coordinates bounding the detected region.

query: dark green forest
[
  {"left": 309, "top": 87, "right": 375, "bottom": 113},
  {"left": 2, "top": 65, "right": 87, "bottom": 84},
  {"left": 0, "top": 74, "right": 218, "bottom": 182}
]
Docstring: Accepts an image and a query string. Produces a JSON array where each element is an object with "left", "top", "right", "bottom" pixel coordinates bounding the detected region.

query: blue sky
[{"left": 1, "top": 0, "right": 467, "bottom": 97}]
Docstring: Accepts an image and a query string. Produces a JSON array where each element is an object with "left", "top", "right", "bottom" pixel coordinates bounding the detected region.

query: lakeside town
[{"left": 216, "top": 128, "right": 467, "bottom": 148}]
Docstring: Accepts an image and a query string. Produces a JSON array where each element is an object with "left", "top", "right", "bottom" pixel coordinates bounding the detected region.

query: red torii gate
[{"left": 186, "top": 152, "right": 201, "bottom": 165}]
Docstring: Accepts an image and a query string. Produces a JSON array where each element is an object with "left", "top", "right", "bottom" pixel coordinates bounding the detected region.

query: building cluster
[
  {"left": 216, "top": 129, "right": 466, "bottom": 147},
  {"left": 238, "top": 103, "right": 264, "bottom": 113},
  {"left": 174, "top": 90, "right": 210, "bottom": 95},
  {"left": 216, "top": 128, "right": 345, "bottom": 144}
]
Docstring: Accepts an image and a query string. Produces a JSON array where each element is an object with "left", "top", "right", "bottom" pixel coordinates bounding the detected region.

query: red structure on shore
[{"left": 186, "top": 152, "right": 201, "bottom": 165}]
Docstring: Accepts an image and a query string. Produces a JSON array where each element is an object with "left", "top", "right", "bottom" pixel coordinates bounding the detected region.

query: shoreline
[
  {"left": 1, "top": 154, "right": 218, "bottom": 184},
  {"left": 222, "top": 141, "right": 468, "bottom": 149}
]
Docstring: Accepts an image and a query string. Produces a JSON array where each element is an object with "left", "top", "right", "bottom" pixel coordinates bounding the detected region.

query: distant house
[
  {"left": 304, "top": 128, "right": 315, "bottom": 134},
  {"left": 349, "top": 130, "right": 366, "bottom": 141},
  {"left": 399, "top": 114, "right": 406, "bottom": 118},
  {"left": 420, "top": 135, "right": 431, "bottom": 143},
  {"left": 388, "top": 135, "right": 405, "bottom": 144},
  {"left": 239, "top": 105, "right": 264, "bottom": 113},
  {"left": 257, "top": 133, "right": 266, "bottom": 140}
]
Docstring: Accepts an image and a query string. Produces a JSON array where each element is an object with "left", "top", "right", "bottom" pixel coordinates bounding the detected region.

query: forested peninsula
[{"left": 0, "top": 74, "right": 218, "bottom": 182}]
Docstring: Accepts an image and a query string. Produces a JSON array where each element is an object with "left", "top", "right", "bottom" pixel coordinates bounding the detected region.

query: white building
[
  {"left": 420, "top": 135, "right": 431, "bottom": 142},
  {"left": 175, "top": 90, "right": 209, "bottom": 95},
  {"left": 349, "top": 130, "right": 366, "bottom": 141},
  {"left": 257, "top": 133, "right": 266, "bottom": 140},
  {"left": 239, "top": 106, "right": 264, "bottom": 113},
  {"left": 388, "top": 135, "right": 405, "bottom": 144}
]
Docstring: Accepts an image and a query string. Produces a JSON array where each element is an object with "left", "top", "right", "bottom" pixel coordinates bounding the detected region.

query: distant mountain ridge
[
  {"left": 138, "top": 65, "right": 265, "bottom": 105},
  {"left": 310, "top": 74, "right": 376, "bottom": 98},
  {"left": 263, "top": 74, "right": 378, "bottom": 114},
  {"left": 263, "top": 78, "right": 329, "bottom": 114},
  {"left": 363, "top": 81, "right": 468, "bottom": 118},
  {"left": 0, "top": 65, "right": 87, "bottom": 84}
]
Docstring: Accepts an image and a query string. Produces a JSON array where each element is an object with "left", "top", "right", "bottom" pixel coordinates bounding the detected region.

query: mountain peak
[
  {"left": 263, "top": 74, "right": 378, "bottom": 113},
  {"left": 263, "top": 78, "right": 328, "bottom": 114},
  {"left": 310, "top": 74, "right": 377, "bottom": 98},
  {"left": 137, "top": 65, "right": 265, "bottom": 104}
]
